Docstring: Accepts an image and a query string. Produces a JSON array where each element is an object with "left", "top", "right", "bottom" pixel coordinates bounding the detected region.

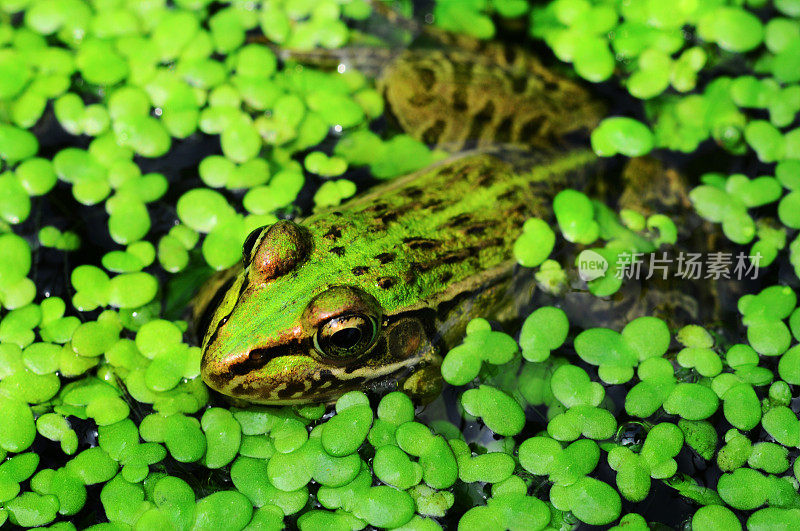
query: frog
[
  {"left": 196, "top": 149, "right": 599, "bottom": 404},
  {"left": 196, "top": 5, "right": 705, "bottom": 405}
]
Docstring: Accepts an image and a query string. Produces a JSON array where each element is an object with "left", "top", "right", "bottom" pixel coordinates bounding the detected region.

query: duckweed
[
  {"left": 692, "top": 505, "right": 741, "bottom": 530},
  {"left": 518, "top": 306, "right": 568, "bottom": 362},
  {"left": 519, "top": 437, "right": 599, "bottom": 486},
  {"left": 591, "top": 117, "right": 655, "bottom": 157},
  {"left": 322, "top": 393, "right": 373, "bottom": 457},
  {"left": 608, "top": 423, "right": 683, "bottom": 502},
  {"left": 313, "top": 179, "right": 357, "bottom": 208},
  {"left": 551, "top": 476, "right": 621, "bottom": 526},
  {"left": 553, "top": 189, "right": 599, "bottom": 244},
  {"left": 461, "top": 385, "right": 525, "bottom": 437},
  {"left": 663, "top": 383, "right": 720, "bottom": 421},
  {"left": 513, "top": 218, "right": 556, "bottom": 268},
  {"left": 1, "top": 0, "right": 800, "bottom": 528},
  {"left": 440, "top": 318, "right": 518, "bottom": 385}
]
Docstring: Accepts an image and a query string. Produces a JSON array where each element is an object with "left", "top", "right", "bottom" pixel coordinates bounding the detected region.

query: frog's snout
[
  {"left": 200, "top": 345, "right": 250, "bottom": 394},
  {"left": 200, "top": 331, "right": 314, "bottom": 399}
]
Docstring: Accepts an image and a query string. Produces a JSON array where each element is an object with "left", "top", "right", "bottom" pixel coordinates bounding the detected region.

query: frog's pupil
[{"left": 331, "top": 327, "right": 362, "bottom": 350}]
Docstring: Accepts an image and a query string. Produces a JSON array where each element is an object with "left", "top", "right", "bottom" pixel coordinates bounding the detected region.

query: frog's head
[{"left": 199, "top": 220, "right": 433, "bottom": 404}]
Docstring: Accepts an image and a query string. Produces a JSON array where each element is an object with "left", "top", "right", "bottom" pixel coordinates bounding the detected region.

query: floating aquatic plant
[{"left": 0, "top": 0, "right": 799, "bottom": 529}]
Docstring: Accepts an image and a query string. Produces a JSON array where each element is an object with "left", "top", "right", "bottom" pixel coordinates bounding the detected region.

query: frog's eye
[
  {"left": 242, "top": 226, "right": 265, "bottom": 264},
  {"left": 314, "top": 313, "right": 379, "bottom": 361}
]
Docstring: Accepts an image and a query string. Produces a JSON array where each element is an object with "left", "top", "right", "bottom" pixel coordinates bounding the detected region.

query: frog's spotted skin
[
  {"left": 380, "top": 46, "right": 605, "bottom": 150},
  {"left": 198, "top": 150, "right": 598, "bottom": 404}
]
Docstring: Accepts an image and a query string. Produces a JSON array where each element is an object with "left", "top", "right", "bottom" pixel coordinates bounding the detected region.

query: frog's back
[{"left": 298, "top": 148, "right": 599, "bottom": 317}]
